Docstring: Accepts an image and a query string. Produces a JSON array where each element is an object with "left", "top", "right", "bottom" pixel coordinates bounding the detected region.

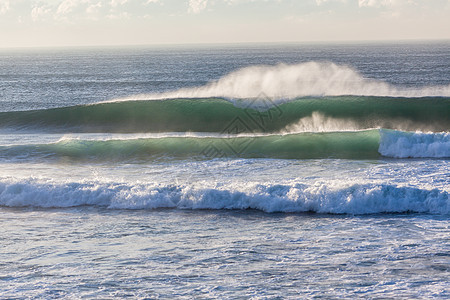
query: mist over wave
[
  {"left": 282, "top": 112, "right": 361, "bottom": 133},
  {"left": 113, "top": 62, "right": 450, "bottom": 102}
]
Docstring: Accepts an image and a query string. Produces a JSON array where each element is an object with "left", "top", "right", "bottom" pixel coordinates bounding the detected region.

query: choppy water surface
[{"left": 1, "top": 208, "right": 449, "bottom": 298}]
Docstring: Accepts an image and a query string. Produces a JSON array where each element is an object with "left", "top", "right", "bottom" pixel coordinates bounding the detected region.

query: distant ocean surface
[{"left": 0, "top": 42, "right": 449, "bottom": 298}]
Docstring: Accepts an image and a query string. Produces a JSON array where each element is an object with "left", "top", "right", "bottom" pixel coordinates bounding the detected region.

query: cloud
[
  {"left": 189, "top": 0, "right": 208, "bottom": 13},
  {"left": 56, "top": 0, "right": 85, "bottom": 15},
  {"left": 7, "top": 0, "right": 163, "bottom": 23},
  {"left": 110, "top": 0, "right": 129, "bottom": 7},
  {"left": 316, "top": 0, "right": 347, "bottom": 5},
  {"left": 358, "top": 0, "right": 382, "bottom": 7},
  {"left": 86, "top": 2, "right": 102, "bottom": 14},
  {"left": 31, "top": 5, "right": 52, "bottom": 21},
  {"left": 357, "top": 0, "right": 404, "bottom": 8},
  {"left": 0, "top": 0, "right": 10, "bottom": 15},
  {"left": 107, "top": 11, "right": 130, "bottom": 19}
]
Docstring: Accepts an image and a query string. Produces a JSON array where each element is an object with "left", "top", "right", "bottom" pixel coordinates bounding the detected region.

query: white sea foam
[
  {"left": 0, "top": 180, "right": 447, "bottom": 214},
  {"left": 109, "top": 62, "right": 450, "bottom": 103},
  {"left": 379, "top": 130, "right": 450, "bottom": 158}
]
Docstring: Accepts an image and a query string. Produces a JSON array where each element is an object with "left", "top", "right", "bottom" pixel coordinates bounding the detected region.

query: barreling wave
[
  {"left": 0, "top": 130, "right": 448, "bottom": 161},
  {"left": 0, "top": 179, "right": 448, "bottom": 214},
  {"left": 0, "top": 97, "right": 449, "bottom": 133}
]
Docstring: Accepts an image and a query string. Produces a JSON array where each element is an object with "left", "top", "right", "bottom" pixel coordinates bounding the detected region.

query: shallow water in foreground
[{"left": 1, "top": 208, "right": 449, "bottom": 299}]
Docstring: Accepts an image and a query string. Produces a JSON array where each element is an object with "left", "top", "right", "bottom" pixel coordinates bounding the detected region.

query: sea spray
[{"left": 111, "top": 62, "right": 450, "bottom": 101}]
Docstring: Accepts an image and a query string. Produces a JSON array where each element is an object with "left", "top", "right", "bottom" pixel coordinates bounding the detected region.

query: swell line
[
  {"left": 0, "top": 130, "right": 448, "bottom": 161},
  {"left": 0, "top": 97, "right": 449, "bottom": 133}
]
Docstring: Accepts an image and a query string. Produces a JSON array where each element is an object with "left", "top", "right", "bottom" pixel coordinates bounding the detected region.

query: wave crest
[
  {"left": 0, "top": 180, "right": 448, "bottom": 214},
  {"left": 116, "top": 62, "right": 450, "bottom": 101}
]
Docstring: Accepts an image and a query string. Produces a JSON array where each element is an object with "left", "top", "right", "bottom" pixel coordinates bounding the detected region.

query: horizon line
[{"left": 1, "top": 38, "right": 449, "bottom": 51}]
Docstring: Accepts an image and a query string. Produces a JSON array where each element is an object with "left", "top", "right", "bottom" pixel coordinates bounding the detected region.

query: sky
[{"left": 0, "top": 0, "right": 449, "bottom": 48}]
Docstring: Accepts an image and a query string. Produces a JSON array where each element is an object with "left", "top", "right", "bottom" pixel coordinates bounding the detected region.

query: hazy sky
[{"left": 0, "top": 0, "right": 449, "bottom": 48}]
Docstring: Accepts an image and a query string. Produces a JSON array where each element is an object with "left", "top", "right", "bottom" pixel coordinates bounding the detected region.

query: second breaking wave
[{"left": 0, "top": 130, "right": 448, "bottom": 161}]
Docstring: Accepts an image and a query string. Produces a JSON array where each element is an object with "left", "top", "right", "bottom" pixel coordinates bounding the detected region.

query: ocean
[{"left": 0, "top": 42, "right": 449, "bottom": 298}]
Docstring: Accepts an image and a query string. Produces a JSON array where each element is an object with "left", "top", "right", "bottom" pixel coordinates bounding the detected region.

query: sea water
[{"left": 0, "top": 42, "right": 449, "bottom": 298}]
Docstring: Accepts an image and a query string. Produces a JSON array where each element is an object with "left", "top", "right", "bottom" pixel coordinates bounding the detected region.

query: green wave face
[
  {"left": 0, "top": 130, "right": 381, "bottom": 161},
  {"left": 0, "top": 96, "right": 449, "bottom": 133}
]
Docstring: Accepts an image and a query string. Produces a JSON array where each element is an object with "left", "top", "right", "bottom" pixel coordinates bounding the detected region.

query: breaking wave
[
  {"left": 0, "top": 180, "right": 447, "bottom": 214},
  {"left": 379, "top": 130, "right": 450, "bottom": 158},
  {"left": 0, "top": 97, "right": 448, "bottom": 133},
  {"left": 0, "top": 129, "right": 448, "bottom": 161}
]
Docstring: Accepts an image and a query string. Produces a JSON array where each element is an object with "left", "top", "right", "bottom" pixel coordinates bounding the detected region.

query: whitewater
[{"left": 0, "top": 42, "right": 449, "bottom": 298}]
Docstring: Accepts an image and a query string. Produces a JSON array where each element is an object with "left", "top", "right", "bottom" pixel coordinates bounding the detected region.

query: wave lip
[{"left": 0, "top": 180, "right": 448, "bottom": 215}]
